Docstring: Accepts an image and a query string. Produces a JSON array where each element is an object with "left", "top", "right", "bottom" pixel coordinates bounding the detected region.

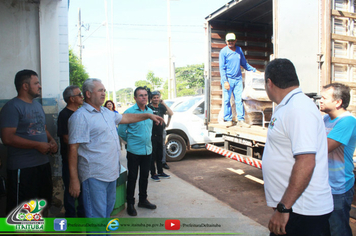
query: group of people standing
[
  {"left": 1, "top": 35, "right": 356, "bottom": 236},
  {"left": 60, "top": 82, "right": 173, "bottom": 218},
  {"left": 0, "top": 73, "right": 168, "bottom": 220}
]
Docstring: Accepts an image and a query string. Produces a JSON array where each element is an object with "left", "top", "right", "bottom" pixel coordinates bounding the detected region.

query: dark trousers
[
  {"left": 270, "top": 212, "right": 331, "bottom": 236},
  {"left": 6, "top": 162, "right": 53, "bottom": 216},
  {"left": 126, "top": 151, "right": 151, "bottom": 204},
  {"left": 62, "top": 161, "right": 85, "bottom": 217},
  {"left": 151, "top": 135, "right": 163, "bottom": 176}
]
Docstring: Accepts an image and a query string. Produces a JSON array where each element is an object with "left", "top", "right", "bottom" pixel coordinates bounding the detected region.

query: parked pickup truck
[{"left": 165, "top": 96, "right": 223, "bottom": 162}]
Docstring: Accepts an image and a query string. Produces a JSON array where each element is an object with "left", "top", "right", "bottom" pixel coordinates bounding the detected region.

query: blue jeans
[
  {"left": 81, "top": 178, "right": 117, "bottom": 218},
  {"left": 329, "top": 187, "right": 354, "bottom": 236},
  {"left": 222, "top": 78, "right": 244, "bottom": 121}
]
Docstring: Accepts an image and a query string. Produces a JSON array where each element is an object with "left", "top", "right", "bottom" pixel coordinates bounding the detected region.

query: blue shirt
[
  {"left": 219, "top": 45, "right": 256, "bottom": 83},
  {"left": 324, "top": 112, "right": 356, "bottom": 194},
  {"left": 118, "top": 103, "right": 153, "bottom": 155},
  {"left": 68, "top": 103, "right": 122, "bottom": 183}
]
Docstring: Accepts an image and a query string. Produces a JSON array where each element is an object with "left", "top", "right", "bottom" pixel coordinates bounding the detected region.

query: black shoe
[
  {"left": 127, "top": 204, "right": 137, "bottom": 216},
  {"left": 138, "top": 200, "right": 157, "bottom": 209},
  {"left": 163, "top": 163, "right": 170, "bottom": 169}
]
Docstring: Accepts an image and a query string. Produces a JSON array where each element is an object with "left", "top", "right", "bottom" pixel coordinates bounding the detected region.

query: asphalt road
[{"left": 167, "top": 149, "right": 356, "bottom": 233}]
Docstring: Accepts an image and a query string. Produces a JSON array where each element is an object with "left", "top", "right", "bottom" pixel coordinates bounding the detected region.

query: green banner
[{"left": 0, "top": 217, "right": 242, "bottom": 234}]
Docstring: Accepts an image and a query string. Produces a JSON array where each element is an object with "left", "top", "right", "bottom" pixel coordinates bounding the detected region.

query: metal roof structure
[{"left": 205, "top": 0, "right": 272, "bottom": 25}]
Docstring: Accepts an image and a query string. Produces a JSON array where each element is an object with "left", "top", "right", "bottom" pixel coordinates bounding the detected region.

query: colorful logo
[
  {"left": 106, "top": 218, "right": 120, "bottom": 231},
  {"left": 165, "top": 219, "right": 180, "bottom": 230},
  {"left": 6, "top": 199, "right": 46, "bottom": 231},
  {"left": 269, "top": 117, "right": 277, "bottom": 129}
]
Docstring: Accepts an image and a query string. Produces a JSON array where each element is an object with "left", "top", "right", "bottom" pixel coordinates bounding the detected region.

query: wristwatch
[{"left": 277, "top": 203, "right": 292, "bottom": 213}]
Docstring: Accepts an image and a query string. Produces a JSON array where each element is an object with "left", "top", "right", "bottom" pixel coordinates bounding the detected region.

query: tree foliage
[
  {"left": 146, "top": 70, "right": 163, "bottom": 90},
  {"left": 116, "top": 87, "right": 134, "bottom": 104},
  {"left": 175, "top": 63, "right": 204, "bottom": 97},
  {"left": 134, "top": 80, "right": 151, "bottom": 89},
  {"left": 69, "top": 49, "right": 89, "bottom": 89}
]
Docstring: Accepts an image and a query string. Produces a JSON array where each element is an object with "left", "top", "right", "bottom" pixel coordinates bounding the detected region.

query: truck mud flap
[{"left": 206, "top": 144, "right": 262, "bottom": 169}]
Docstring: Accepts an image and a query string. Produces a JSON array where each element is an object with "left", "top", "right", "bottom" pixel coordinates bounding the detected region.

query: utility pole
[
  {"left": 78, "top": 8, "right": 82, "bottom": 64},
  {"left": 105, "top": 0, "right": 111, "bottom": 100},
  {"left": 110, "top": 0, "right": 117, "bottom": 106},
  {"left": 167, "top": 0, "right": 172, "bottom": 99},
  {"left": 172, "top": 58, "right": 177, "bottom": 98}
]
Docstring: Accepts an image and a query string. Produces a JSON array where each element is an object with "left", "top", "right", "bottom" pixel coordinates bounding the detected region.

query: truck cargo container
[{"left": 204, "top": 0, "right": 356, "bottom": 167}]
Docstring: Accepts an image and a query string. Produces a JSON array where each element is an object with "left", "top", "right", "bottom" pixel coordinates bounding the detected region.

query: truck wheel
[{"left": 166, "top": 134, "right": 186, "bottom": 162}]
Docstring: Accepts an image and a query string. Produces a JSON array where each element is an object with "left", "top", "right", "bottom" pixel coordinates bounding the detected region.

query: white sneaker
[
  {"left": 238, "top": 120, "right": 251, "bottom": 128},
  {"left": 224, "top": 121, "right": 233, "bottom": 126}
]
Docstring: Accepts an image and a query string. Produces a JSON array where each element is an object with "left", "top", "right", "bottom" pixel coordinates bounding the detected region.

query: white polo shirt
[{"left": 262, "top": 88, "right": 333, "bottom": 216}]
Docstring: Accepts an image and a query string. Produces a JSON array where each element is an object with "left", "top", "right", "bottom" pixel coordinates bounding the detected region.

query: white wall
[
  {"left": 40, "top": 0, "right": 69, "bottom": 102},
  {"left": 0, "top": 0, "right": 69, "bottom": 103},
  {"left": 273, "top": 0, "right": 319, "bottom": 93},
  {"left": 0, "top": 1, "right": 41, "bottom": 99}
]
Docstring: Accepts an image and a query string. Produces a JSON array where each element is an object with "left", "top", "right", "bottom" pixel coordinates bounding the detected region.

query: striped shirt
[{"left": 68, "top": 102, "right": 122, "bottom": 183}]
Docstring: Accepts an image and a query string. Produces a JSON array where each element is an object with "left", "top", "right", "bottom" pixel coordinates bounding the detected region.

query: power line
[{"left": 88, "top": 22, "right": 203, "bottom": 27}]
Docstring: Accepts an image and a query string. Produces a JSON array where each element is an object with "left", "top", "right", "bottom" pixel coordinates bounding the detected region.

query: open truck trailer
[{"left": 204, "top": 0, "right": 356, "bottom": 168}]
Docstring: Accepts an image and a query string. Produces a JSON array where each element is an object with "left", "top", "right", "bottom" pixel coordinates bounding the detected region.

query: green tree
[
  {"left": 134, "top": 80, "right": 151, "bottom": 89},
  {"left": 146, "top": 70, "right": 163, "bottom": 90},
  {"left": 69, "top": 49, "right": 89, "bottom": 89},
  {"left": 116, "top": 88, "right": 134, "bottom": 104},
  {"left": 175, "top": 63, "right": 204, "bottom": 96}
]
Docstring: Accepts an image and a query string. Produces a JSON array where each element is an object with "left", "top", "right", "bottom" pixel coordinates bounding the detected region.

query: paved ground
[
  {"left": 114, "top": 149, "right": 269, "bottom": 235},
  {"left": 167, "top": 149, "right": 270, "bottom": 226},
  {"left": 168, "top": 149, "right": 356, "bottom": 234}
]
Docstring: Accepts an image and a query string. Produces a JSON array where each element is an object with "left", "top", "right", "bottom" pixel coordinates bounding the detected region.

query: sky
[{"left": 67, "top": 0, "right": 229, "bottom": 92}]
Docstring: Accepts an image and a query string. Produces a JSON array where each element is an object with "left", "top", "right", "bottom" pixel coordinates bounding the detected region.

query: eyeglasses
[{"left": 72, "top": 93, "right": 83, "bottom": 97}]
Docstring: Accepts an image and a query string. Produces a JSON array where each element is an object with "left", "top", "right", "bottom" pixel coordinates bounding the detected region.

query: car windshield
[
  {"left": 165, "top": 101, "right": 174, "bottom": 107},
  {"left": 173, "top": 97, "right": 202, "bottom": 112}
]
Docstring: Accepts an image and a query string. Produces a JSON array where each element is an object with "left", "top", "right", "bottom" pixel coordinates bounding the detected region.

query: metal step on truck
[{"left": 204, "top": 0, "right": 356, "bottom": 169}]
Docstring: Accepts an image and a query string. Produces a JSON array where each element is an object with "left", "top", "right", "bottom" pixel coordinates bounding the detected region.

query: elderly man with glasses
[{"left": 57, "top": 85, "right": 85, "bottom": 217}]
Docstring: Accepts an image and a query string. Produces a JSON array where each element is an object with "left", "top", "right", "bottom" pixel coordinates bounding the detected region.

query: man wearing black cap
[{"left": 148, "top": 91, "right": 173, "bottom": 182}]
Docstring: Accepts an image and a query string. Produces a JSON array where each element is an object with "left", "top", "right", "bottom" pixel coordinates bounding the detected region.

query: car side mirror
[{"left": 193, "top": 107, "right": 203, "bottom": 115}]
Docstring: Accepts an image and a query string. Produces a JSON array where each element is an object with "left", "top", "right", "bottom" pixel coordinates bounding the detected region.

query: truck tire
[{"left": 166, "top": 134, "right": 186, "bottom": 162}]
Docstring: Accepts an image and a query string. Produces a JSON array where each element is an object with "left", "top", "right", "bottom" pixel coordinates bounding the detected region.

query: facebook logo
[{"left": 54, "top": 219, "right": 67, "bottom": 231}]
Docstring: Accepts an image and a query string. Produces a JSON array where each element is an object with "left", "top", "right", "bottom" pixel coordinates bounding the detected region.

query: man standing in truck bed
[{"left": 219, "top": 32, "right": 259, "bottom": 127}]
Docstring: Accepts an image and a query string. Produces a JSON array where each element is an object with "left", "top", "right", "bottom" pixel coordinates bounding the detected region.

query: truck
[{"left": 204, "top": 0, "right": 356, "bottom": 168}]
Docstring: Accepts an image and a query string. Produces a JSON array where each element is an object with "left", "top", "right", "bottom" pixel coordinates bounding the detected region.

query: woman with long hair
[{"left": 104, "top": 100, "right": 118, "bottom": 113}]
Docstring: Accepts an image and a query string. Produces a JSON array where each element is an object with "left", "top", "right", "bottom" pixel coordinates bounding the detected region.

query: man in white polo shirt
[{"left": 262, "top": 59, "right": 333, "bottom": 236}]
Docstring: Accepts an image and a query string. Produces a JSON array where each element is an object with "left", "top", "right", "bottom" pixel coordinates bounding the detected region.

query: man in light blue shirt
[
  {"left": 68, "top": 80, "right": 163, "bottom": 219},
  {"left": 118, "top": 87, "right": 158, "bottom": 216},
  {"left": 320, "top": 83, "right": 356, "bottom": 236},
  {"left": 219, "top": 32, "right": 259, "bottom": 127}
]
